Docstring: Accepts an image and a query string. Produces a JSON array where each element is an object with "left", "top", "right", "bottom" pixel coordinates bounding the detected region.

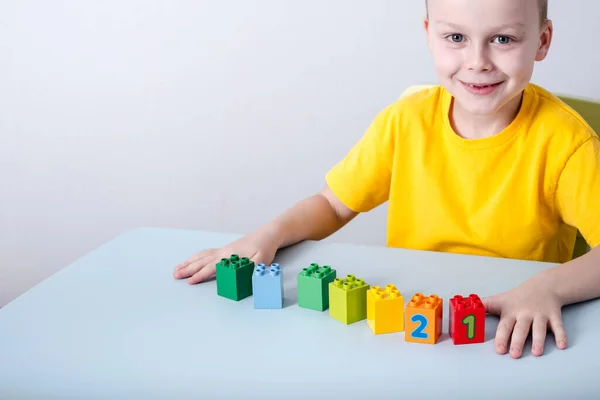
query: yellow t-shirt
[{"left": 326, "top": 84, "right": 600, "bottom": 263}]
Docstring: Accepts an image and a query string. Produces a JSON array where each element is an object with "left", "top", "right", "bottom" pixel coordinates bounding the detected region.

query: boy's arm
[
  {"left": 541, "top": 245, "right": 600, "bottom": 306},
  {"left": 177, "top": 102, "right": 396, "bottom": 283},
  {"left": 550, "top": 135, "right": 600, "bottom": 305},
  {"left": 174, "top": 185, "right": 357, "bottom": 283},
  {"left": 265, "top": 185, "right": 358, "bottom": 249},
  {"left": 484, "top": 136, "right": 600, "bottom": 359},
  {"left": 268, "top": 100, "right": 399, "bottom": 248}
]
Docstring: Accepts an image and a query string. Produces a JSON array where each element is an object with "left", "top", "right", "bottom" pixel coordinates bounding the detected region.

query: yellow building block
[
  {"left": 366, "top": 284, "right": 404, "bottom": 334},
  {"left": 405, "top": 293, "right": 443, "bottom": 344}
]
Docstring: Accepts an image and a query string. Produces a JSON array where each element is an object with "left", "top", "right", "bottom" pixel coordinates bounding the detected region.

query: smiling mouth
[
  {"left": 459, "top": 80, "right": 504, "bottom": 95},
  {"left": 463, "top": 82, "right": 502, "bottom": 88}
]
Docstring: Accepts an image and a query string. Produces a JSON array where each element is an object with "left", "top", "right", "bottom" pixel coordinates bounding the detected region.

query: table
[{"left": 0, "top": 227, "right": 597, "bottom": 399}]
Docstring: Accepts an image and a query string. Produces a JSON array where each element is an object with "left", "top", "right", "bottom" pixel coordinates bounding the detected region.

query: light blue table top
[{"left": 0, "top": 227, "right": 597, "bottom": 399}]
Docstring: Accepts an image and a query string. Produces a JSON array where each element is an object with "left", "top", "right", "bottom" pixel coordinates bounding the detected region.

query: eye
[
  {"left": 447, "top": 34, "right": 464, "bottom": 43},
  {"left": 493, "top": 35, "right": 512, "bottom": 44}
]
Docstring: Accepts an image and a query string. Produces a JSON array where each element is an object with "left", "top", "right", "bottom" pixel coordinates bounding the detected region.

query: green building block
[
  {"left": 329, "top": 274, "right": 370, "bottom": 324},
  {"left": 215, "top": 254, "right": 254, "bottom": 301},
  {"left": 297, "top": 263, "right": 337, "bottom": 311}
]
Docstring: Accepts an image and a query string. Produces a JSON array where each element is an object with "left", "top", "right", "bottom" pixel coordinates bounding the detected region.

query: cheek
[
  {"left": 432, "top": 45, "right": 461, "bottom": 75},
  {"left": 492, "top": 48, "right": 536, "bottom": 77}
]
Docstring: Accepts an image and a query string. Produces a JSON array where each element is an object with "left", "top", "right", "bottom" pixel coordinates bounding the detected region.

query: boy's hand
[
  {"left": 173, "top": 229, "right": 281, "bottom": 284},
  {"left": 482, "top": 275, "right": 568, "bottom": 358}
]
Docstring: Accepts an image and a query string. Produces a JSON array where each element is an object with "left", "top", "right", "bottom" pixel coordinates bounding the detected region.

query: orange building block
[
  {"left": 405, "top": 293, "right": 443, "bottom": 344},
  {"left": 367, "top": 284, "right": 404, "bottom": 334}
]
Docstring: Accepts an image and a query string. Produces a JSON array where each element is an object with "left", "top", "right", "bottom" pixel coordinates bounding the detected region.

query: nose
[{"left": 464, "top": 44, "right": 492, "bottom": 72}]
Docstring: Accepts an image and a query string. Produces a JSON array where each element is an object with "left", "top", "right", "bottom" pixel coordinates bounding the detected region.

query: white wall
[{"left": 1, "top": 0, "right": 599, "bottom": 307}]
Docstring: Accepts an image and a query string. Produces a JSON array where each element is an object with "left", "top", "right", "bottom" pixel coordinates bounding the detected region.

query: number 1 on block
[{"left": 462, "top": 314, "right": 476, "bottom": 339}]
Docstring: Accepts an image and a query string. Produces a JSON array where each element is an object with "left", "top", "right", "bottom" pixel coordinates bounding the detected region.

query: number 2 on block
[
  {"left": 462, "top": 314, "right": 476, "bottom": 339},
  {"left": 410, "top": 314, "right": 428, "bottom": 339}
]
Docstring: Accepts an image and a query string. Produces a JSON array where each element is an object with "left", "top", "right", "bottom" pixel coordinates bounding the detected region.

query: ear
[
  {"left": 424, "top": 16, "right": 433, "bottom": 51},
  {"left": 535, "top": 19, "right": 553, "bottom": 61}
]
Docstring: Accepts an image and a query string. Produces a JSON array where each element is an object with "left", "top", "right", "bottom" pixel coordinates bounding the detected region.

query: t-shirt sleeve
[
  {"left": 555, "top": 136, "right": 600, "bottom": 248},
  {"left": 325, "top": 105, "right": 398, "bottom": 213}
]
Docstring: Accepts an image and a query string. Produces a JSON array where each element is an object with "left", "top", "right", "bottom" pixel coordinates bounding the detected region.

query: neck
[{"left": 450, "top": 93, "right": 523, "bottom": 139}]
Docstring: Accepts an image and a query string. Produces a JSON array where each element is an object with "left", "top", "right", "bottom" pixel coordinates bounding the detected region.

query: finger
[
  {"left": 481, "top": 294, "right": 502, "bottom": 316},
  {"left": 174, "top": 251, "right": 215, "bottom": 274},
  {"left": 549, "top": 315, "right": 568, "bottom": 350},
  {"left": 494, "top": 316, "right": 516, "bottom": 355},
  {"left": 187, "top": 262, "right": 217, "bottom": 284},
  {"left": 188, "top": 252, "right": 262, "bottom": 284},
  {"left": 175, "top": 258, "right": 212, "bottom": 280},
  {"left": 531, "top": 316, "right": 548, "bottom": 357},
  {"left": 175, "top": 249, "right": 216, "bottom": 268},
  {"left": 174, "top": 260, "right": 193, "bottom": 275},
  {"left": 509, "top": 317, "right": 533, "bottom": 359},
  {"left": 250, "top": 253, "right": 273, "bottom": 268}
]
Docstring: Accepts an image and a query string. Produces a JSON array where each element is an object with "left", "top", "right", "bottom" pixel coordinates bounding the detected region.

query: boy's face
[{"left": 425, "top": 0, "right": 552, "bottom": 117}]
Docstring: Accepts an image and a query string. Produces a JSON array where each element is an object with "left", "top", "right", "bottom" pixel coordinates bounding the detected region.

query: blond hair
[{"left": 425, "top": 0, "right": 548, "bottom": 26}]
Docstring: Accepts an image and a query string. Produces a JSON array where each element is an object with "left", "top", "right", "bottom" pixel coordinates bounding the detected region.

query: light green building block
[
  {"left": 329, "top": 274, "right": 370, "bottom": 325},
  {"left": 297, "top": 263, "right": 337, "bottom": 311}
]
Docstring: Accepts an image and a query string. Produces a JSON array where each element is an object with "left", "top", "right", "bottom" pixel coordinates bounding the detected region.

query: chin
[
  {"left": 450, "top": 93, "right": 502, "bottom": 116},
  {"left": 459, "top": 103, "right": 503, "bottom": 116}
]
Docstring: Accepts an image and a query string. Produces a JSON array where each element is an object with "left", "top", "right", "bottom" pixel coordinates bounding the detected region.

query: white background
[{"left": 1, "top": 0, "right": 598, "bottom": 307}]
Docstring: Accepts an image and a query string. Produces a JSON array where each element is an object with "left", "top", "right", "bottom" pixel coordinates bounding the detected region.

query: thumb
[
  {"left": 481, "top": 293, "right": 503, "bottom": 316},
  {"left": 250, "top": 253, "right": 275, "bottom": 268}
]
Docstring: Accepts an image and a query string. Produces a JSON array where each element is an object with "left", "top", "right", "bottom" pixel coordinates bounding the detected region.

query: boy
[{"left": 174, "top": 0, "right": 600, "bottom": 359}]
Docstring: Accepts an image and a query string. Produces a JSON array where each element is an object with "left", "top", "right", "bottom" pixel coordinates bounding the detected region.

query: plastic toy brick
[
  {"left": 405, "top": 293, "right": 443, "bottom": 344},
  {"left": 367, "top": 284, "right": 404, "bottom": 334},
  {"left": 449, "top": 294, "right": 486, "bottom": 345},
  {"left": 215, "top": 254, "right": 254, "bottom": 301},
  {"left": 297, "top": 263, "right": 337, "bottom": 311},
  {"left": 252, "top": 263, "right": 283, "bottom": 309},
  {"left": 329, "top": 274, "right": 370, "bottom": 325}
]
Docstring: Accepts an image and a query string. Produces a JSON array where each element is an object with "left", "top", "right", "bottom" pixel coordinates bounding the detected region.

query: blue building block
[{"left": 252, "top": 263, "right": 283, "bottom": 309}]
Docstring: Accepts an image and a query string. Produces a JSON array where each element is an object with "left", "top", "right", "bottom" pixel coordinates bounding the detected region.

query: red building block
[{"left": 449, "top": 294, "right": 486, "bottom": 345}]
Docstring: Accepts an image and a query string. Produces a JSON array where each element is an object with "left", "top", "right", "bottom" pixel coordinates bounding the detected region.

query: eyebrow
[{"left": 434, "top": 21, "right": 525, "bottom": 30}]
